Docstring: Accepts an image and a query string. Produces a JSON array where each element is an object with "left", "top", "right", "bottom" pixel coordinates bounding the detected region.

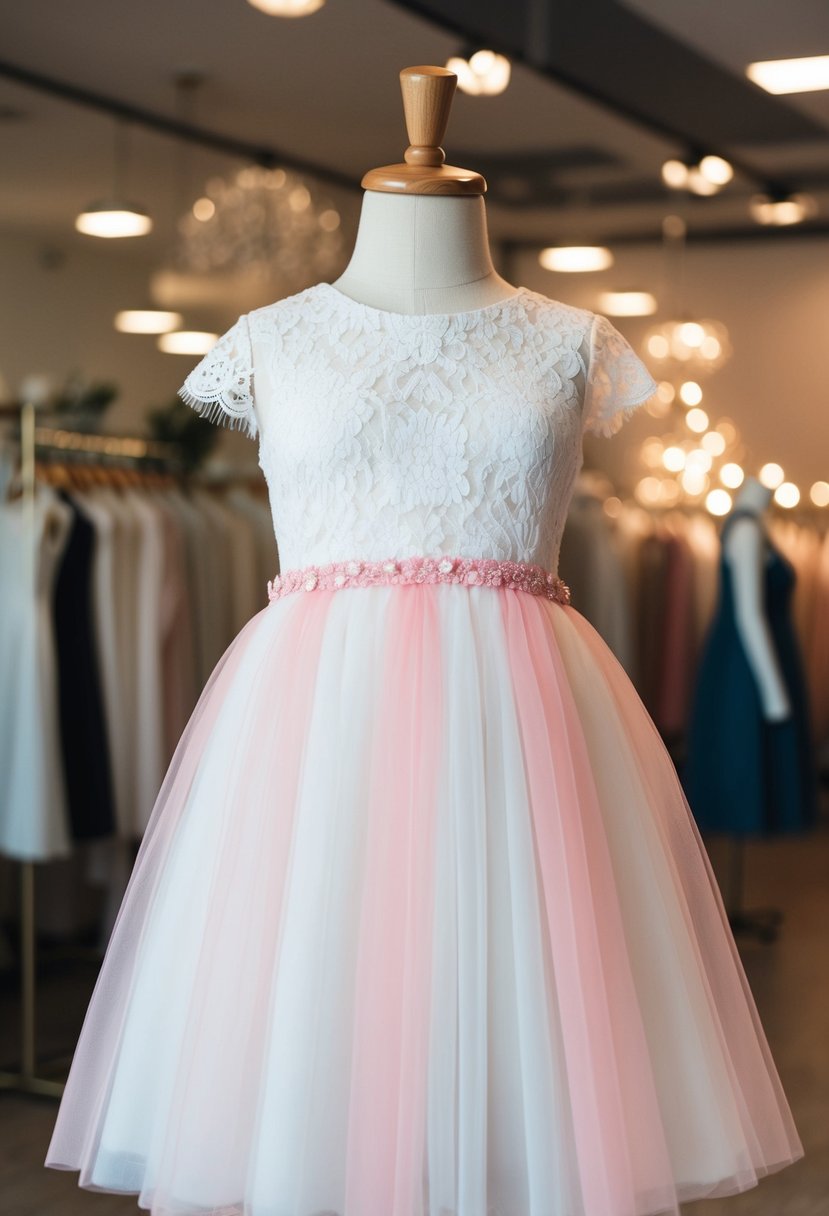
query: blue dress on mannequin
[{"left": 683, "top": 508, "right": 818, "bottom": 836}]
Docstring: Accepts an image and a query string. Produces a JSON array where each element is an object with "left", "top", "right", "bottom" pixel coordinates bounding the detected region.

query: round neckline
[{"left": 319, "top": 280, "right": 530, "bottom": 321}]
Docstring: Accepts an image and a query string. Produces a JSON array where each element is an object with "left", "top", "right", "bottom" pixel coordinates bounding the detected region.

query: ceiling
[{"left": 1, "top": 0, "right": 829, "bottom": 261}]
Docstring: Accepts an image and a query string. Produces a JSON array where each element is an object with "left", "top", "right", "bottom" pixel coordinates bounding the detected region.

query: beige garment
[
  {"left": 209, "top": 494, "right": 262, "bottom": 634},
  {"left": 95, "top": 489, "right": 141, "bottom": 840},
  {"left": 127, "top": 492, "right": 168, "bottom": 834},
  {"left": 559, "top": 493, "right": 635, "bottom": 675},
  {"left": 226, "top": 485, "right": 280, "bottom": 609},
  {"left": 156, "top": 494, "right": 197, "bottom": 763},
  {"left": 164, "top": 488, "right": 216, "bottom": 690}
]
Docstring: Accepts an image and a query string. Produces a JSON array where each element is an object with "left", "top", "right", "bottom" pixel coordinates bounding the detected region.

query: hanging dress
[{"left": 45, "top": 284, "right": 804, "bottom": 1216}]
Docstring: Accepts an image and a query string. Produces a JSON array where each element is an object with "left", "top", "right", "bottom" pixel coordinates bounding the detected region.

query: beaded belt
[{"left": 267, "top": 555, "right": 571, "bottom": 605}]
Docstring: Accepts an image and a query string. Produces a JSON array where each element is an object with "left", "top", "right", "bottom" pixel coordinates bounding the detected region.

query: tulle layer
[{"left": 44, "top": 581, "right": 804, "bottom": 1216}]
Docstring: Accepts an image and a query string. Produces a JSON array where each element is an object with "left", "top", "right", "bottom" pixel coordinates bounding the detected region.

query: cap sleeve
[
  {"left": 178, "top": 314, "right": 257, "bottom": 440},
  {"left": 582, "top": 313, "right": 657, "bottom": 437}
]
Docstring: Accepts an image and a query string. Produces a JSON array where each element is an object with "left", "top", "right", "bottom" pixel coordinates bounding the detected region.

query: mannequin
[
  {"left": 330, "top": 66, "right": 519, "bottom": 315},
  {"left": 724, "top": 477, "right": 791, "bottom": 722},
  {"left": 683, "top": 473, "right": 820, "bottom": 942},
  {"left": 718, "top": 477, "right": 787, "bottom": 939}
]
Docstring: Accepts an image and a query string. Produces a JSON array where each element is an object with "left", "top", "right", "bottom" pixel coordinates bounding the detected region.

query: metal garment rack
[{"left": 0, "top": 412, "right": 177, "bottom": 1100}]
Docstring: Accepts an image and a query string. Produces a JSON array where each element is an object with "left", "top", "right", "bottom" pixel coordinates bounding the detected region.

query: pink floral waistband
[{"left": 267, "top": 555, "right": 571, "bottom": 605}]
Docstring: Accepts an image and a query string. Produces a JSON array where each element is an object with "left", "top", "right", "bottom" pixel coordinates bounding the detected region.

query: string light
[
  {"left": 759, "top": 462, "right": 785, "bottom": 489},
  {"left": 685, "top": 407, "right": 709, "bottom": 433},
  {"left": 810, "top": 480, "right": 829, "bottom": 507},
  {"left": 706, "top": 489, "right": 733, "bottom": 515},
  {"left": 679, "top": 381, "right": 703, "bottom": 406},
  {"left": 720, "top": 462, "right": 745, "bottom": 488},
  {"left": 701, "top": 431, "right": 726, "bottom": 456},
  {"left": 774, "top": 482, "right": 800, "bottom": 508}
]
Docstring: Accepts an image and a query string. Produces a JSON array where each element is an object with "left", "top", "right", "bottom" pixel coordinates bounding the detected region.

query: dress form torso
[{"left": 330, "top": 191, "right": 519, "bottom": 315}]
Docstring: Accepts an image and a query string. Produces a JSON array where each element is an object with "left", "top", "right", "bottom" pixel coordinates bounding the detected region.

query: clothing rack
[{"left": 0, "top": 413, "right": 182, "bottom": 1101}]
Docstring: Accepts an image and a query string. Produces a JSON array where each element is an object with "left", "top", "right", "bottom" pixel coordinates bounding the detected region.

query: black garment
[{"left": 52, "top": 491, "right": 116, "bottom": 841}]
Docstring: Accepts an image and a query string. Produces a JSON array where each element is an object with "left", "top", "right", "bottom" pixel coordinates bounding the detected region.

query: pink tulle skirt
[{"left": 44, "top": 578, "right": 804, "bottom": 1216}]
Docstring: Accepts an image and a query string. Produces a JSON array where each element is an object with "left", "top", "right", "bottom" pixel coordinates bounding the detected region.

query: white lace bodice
[{"left": 179, "top": 282, "right": 656, "bottom": 574}]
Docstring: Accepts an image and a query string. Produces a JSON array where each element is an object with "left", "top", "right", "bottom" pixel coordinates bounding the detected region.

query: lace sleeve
[
  {"left": 178, "top": 314, "right": 257, "bottom": 440},
  {"left": 582, "top": 313, "right": 658, "bottom": 437}
]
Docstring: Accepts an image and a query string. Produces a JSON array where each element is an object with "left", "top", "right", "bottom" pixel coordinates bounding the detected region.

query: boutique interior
[{"left": 1, "top": 2, "right": 828, "bottom": 1214}]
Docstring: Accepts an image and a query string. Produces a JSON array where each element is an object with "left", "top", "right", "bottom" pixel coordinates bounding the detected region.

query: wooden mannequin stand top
[{"left": 361, "top": 65, "right": 487, "bottom": 197}]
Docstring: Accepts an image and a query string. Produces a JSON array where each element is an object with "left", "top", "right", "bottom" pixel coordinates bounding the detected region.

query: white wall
[{"left": 0, "top": 232, "right": 250, "bottom": 458}]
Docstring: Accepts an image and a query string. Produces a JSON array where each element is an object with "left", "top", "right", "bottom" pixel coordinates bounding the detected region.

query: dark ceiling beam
[
  {"left": 0, "top": 58, "right": 361, "bottom": 195},
  {"left": 502, "top": 219, "right": 829, "bottom": 252},
  {"left": 390, "top": 0, "right": 829, "bottom": 192}
]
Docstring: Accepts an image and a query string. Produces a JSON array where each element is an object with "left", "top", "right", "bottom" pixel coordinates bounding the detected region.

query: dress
[
  {"left": 683, "top": 507, "right": 819, "bottom": 836},
  {"left": 0, "top": 484, "right": 74, "bottom": 861},
  {"left": 45, "top": 283, "right": 804, "bottom": 1216}
]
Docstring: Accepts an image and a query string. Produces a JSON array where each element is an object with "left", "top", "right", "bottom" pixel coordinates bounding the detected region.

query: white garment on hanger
[{"left": 0, "top": 485, "right": 73, "bottom": 861}]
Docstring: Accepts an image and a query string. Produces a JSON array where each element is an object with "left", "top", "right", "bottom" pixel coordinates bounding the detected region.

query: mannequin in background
[
  {"left": 726, "top": 478, "right": 790, "bottom": 720},
  {"left": 682, "top": 475, "right": 819, "bottom": 942}
]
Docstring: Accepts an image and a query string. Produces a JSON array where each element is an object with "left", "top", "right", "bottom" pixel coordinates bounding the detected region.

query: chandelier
[{"left": 176, "top": 164, "right": 345, "bottom": 289}]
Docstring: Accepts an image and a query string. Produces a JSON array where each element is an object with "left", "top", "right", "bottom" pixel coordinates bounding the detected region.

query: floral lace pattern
[
  {"left": 179, "top": 315, "right": 258, "bottom": 439},
  {"left": 582, "top": 313, "right": 658, "bottom": 436},
  {"left": 266, "top": 554, "right": 572, "bottom": 605},
  {"left": 179, "top": 282, "right": 657, "bottom": 573}
]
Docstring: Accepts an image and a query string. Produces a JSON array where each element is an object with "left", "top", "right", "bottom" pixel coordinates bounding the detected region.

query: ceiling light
[
  {"left": 157, "top": 331, "right": 219, "bottom": 355},
  {"left": 661, "top": 159, "right": 689, "bottom": 189},
  {"left": 747, "top": 55, "right": 829, "bottom": 95},
  {"left": 759, "top": 461, "right": 785, "bottom": 489},
  {"left": 246, "top": 0, "right": 326, "bottom": 14},
  {"left": 750, "top": 191, "right": 816, "bottom": 226},
  {"left": 686, "top": 167, "right": 720, "bottom": 196},
  {"left": 75, "top": 119, "right": 152, "bottom": 238},
  {"left": 75, "top": 201, "right": 152, "bottom": 238},
  {"left": 115, "top": 309, "right": 183, "bottom": 334},
  {"left": 446, "top": 49, "right": 511, "bottom": 96},
  {"left": 598, "top": 290, "right": 657, "bottom": 316},
  {"left": 774, "top": 482, "right": 800, "bottom": 508},
  {"left": 662, "top": 156, "right": 732, "bottom": 195},
  {"left": 539, "top": 245, "right": 614, "bottom": 272},
  {"left": 698, "top": 155, "right": 733, "bottom": 186}
]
